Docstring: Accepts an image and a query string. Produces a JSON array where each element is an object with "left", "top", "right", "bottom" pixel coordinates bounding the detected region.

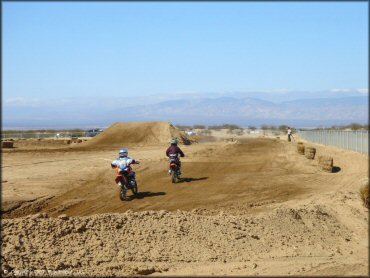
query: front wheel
[
  {"left": 117, "top": 180, "right": 128, "bottom": 201},
  {"left": 131, "top": 181, "right": 138, "bottom": 195}
]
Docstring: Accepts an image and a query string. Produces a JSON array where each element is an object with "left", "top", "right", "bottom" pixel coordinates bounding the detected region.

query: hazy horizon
[{"left": 3, "top": 92, "right": 368, "bottom": 130}]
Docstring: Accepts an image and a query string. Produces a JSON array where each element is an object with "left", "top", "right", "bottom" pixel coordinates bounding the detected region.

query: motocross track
[{"left": 1, "top": 122, "right": 369, "bottom": 276}]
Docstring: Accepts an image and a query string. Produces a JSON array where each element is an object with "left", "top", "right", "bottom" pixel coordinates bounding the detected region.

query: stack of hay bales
[
  {"left": 318, "top": 155, "right": 333, "bottom": 172},
  {"left": 305, "top": 147, "right": 316, "bottom": 159},
  {"left": 297, "top": 142, "right": 339, "bottom": 174},
  {"left": 297, "top": 142, "right": 305, "bottom": 154},
  {"left": 1, "top": 141, "right": 14, "bottom": 148}
]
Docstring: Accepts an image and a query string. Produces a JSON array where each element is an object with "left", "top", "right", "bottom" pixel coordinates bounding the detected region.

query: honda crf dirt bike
[
  {"left": 114, "top": 162, "right": 139, "bottom": 201},
  {"left": 169, "top": 154, "right": 181, "bottom": 183}
]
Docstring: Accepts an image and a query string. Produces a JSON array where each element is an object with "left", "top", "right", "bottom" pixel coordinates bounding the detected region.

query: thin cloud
[
  {"left": 330, "top": 88, "right": 352, "bottom": 93},
  {"left": 4, "top": 97, "right": 75, "bottom": 107},
  {"left": 4, "top": 97, "right": 42, "bottom": 107},
  {"left": 357, "top": 88, "right": 368, "bottom": 95}
]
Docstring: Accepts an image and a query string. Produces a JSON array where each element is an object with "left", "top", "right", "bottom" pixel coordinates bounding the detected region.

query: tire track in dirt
[
  {"left": 4, "top": 138, "right": 313, "bottom": 218},
  {"left": 2, "top": 132, "right": 368, "bottom": 276}
]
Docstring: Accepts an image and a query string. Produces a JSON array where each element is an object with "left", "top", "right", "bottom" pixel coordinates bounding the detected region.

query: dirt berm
[
  {"left": 2, "top": 130, "right": 368, "bottom": 276},
  {"left": 1, "top": 202, "right": 365, "bottom": 276},
  {"left": 79, "top": 122, "right": 192, "bottom": 149}
]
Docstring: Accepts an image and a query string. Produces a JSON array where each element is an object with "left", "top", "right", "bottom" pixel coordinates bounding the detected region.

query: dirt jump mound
[{"left": 82, "top": 122, "right": 192, "bottom": 148}]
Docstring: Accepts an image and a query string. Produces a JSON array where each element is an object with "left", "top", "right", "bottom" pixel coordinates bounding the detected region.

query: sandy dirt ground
[{"left": 1, "top": 122, "right": 368, "bottom": 276}]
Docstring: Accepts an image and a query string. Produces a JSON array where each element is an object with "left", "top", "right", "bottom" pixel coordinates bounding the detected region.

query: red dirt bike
[
  {"left": 112, "top": 161, "right": 139, "bottom": 201},
  {"left": 169, "top": 154, "right": 181, "bottom": 183}
]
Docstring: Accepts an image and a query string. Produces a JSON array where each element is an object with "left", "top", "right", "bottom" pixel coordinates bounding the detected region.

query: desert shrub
[
  {"left": 360, "top": 178, "right": 369, "bottom": 208},
  {"left": 175, "top": 125, "right": 191, "bottom": 131},
  {"left": 278, "top": 125, "right": 288, "bottom": 131},
  {"left": 224, "top": 124, "right": 241, "bottom": 130},
  {"left": 198, "top": 129, "right": 211, "bottom": 136},
  {"left": 208, "top": 125, "right": 222, "bottom": 130},
  {"left": 209, "top": 124, "right": 237, "bottom": 130},
  {"left": 193, "top": 125, "right": 206, "bottom": 129},
  {"left": 234, "top": 129, "right": 244, "bottom": 136},
  {"left": 349, "top": 123, "right": 363, "bottom": 130},
  {"left": 311, "top": 123, "right": 368, "bottom": 131}
]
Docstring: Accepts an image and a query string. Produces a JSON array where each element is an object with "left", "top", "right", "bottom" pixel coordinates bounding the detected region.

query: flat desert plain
[{"left": 1, "top": 122, "right": 368, "bottom": 276}]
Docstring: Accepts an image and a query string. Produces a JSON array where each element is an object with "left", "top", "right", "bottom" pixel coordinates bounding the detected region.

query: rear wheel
[
  {"left": 172, "top": 171, "right": 178, "bottom": 183},
  {"left": 118, "top": 182, "right": 127, "bottom": 201},
  {"left": 118, "top": 187, "right": 125, "bottom": 201}
]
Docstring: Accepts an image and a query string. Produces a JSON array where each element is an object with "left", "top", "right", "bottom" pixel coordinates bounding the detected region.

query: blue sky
[{"left": 3, "top": 1, "right": 368, "bottom": 102}]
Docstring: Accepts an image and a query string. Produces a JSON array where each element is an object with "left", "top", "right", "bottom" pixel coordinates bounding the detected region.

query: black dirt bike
[{"left": 169, "top": 154, "right": 181, "bottom": 183}]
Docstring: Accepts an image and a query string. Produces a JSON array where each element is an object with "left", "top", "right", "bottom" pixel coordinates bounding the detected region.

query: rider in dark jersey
[{"left": 166, "top": 138, "right": 185, "bottom": 175}]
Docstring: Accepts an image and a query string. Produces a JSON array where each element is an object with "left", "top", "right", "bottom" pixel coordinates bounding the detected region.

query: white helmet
[
  {"left": 119, "top": 148, "right": 128, "bottom": 157},
  {"left": 170, "top": 138, "right": 178, "bottom": 145}
]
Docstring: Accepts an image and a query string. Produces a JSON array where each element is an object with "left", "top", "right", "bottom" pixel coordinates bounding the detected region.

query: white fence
[{"left": 298, "top": 130, "right": 369, "bottom": 155}]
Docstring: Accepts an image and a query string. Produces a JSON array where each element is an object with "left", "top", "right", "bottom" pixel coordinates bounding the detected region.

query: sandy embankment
[{"left": 1, "top": 122, "right": 368, "bottom": 276}]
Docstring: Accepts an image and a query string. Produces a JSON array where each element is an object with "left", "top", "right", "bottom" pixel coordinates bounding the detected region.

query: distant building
[
  {"left": 185, "top": 130, "right": 196, "bottom": 136},
  {"left": 249, "top": 130, "right": 260, "bottom": 134},
  {"left": 85, "top": 129, "right": 103, "bottom": 137}
]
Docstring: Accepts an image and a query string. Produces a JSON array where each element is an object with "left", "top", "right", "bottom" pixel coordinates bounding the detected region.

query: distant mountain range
[{"left": 3, "top": 93, "right": 368, "bottom": 129}]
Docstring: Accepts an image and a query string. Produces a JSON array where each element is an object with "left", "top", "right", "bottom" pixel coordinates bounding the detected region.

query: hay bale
[
  {"left": 305, "top": 147, "right": 316, "bottom": 159},
  {"left": 359, "top": 178, "right": 369, "bottom": 208},
  {"left": 65, "top": 140, "right": 72, "bottom": 144},
  {"left": 2, "top": 141, "right": 14, "bottom": 148},
  {"left": 297, "top": 143, "right": 305, "bottom": 155},
  {"left": 318, "top": 155, "right": 333, "bottom": 172}
]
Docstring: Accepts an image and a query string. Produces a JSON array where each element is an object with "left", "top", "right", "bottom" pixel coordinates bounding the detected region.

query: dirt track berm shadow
[
  {"left": 177, "top": 177, "right": 208, "bottom": 183},
  {"left": 127, "top": 191, "right": 166, "bottom": 201}
]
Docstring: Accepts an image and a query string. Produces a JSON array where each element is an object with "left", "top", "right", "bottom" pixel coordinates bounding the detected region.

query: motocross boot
[{"left": 122, "top": 187, "right": 128, "bottom": 200}]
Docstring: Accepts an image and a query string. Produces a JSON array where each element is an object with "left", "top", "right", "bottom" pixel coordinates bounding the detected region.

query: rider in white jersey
[{"left": 111, "top": 148, "right": 139, "bottom": 185}]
